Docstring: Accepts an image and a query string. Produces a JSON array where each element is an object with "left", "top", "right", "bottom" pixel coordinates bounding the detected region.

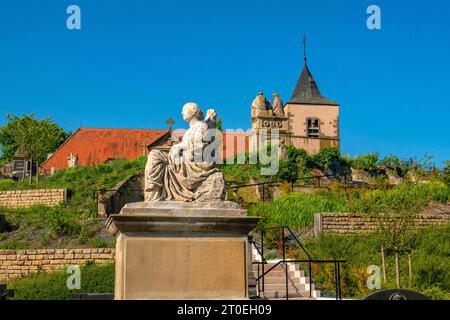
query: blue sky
[{"left": 0, "top": 0, "right": 449, "bottom": 165}]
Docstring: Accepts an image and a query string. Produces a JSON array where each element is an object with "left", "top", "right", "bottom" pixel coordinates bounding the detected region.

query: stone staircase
[{"left": 249, "top": 243, "right": 321, "bottom": 299}]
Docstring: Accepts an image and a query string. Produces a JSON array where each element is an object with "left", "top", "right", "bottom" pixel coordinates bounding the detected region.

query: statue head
[{"left": 182, "top": 102, "right": 204, "bottom": 122}]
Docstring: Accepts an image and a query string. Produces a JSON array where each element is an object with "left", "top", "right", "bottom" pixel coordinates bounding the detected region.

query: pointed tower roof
[{"left": 289, "top": 36, "right": 338, "bottom": 106}]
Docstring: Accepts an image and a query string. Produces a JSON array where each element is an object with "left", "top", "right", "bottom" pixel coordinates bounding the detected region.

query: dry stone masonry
[
  {"left": 314, "top": 211, "right": 450, "bottom": 236},
  {"left": 0, "top": 189, "right": 67, "bottom": 208},
  {"left": 0, "top": 248, "right": 115, "bottom": 281}
]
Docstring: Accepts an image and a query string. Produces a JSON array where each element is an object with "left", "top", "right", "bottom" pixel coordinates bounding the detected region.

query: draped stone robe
[{"left": 144, "top": 121, "right": 220, "bottom": 202}]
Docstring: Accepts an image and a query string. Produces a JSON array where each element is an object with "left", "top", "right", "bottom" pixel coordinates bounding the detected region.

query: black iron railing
[
  {"left": 228, "top": 173, "right": 355, "bottom": 202},
  {"left": 250, "top": 226, "right": 346, "bottom": 300},
  {"left": 92, "top": 174, "right": 356, "bottom": 216},
  {"left": 92, "top": 188, "right": 144, "bottom": 217}
]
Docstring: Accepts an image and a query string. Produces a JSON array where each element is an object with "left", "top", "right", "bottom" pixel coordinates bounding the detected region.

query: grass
[
  {"left": 249, "top": 181, "right": 450, "bottom": 229},
  {"left": 249, "top": 190, "right": 350, "bottom": 228},
  {"left": 0, "top": 205, "right": 114, "bottom": 249},
  {"left": 0, "top": 157, "right": 146, "bottom": 249},
  {"left": 302, "top": 225, "right": 450, "bottom": 300}
]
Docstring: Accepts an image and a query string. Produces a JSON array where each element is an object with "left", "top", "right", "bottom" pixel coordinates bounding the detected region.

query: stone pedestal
[{"left": 106, "top": 201, "right": 259, "bottom": 300}]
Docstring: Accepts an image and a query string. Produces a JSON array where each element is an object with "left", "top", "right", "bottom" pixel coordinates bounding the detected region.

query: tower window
[{"left": 307, "top": 118, "right": 320, "bottom": 138}]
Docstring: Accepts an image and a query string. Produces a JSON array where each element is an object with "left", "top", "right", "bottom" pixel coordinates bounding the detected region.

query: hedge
[{"left": 7, "top": 261, "right": 114, "bottom": 300}]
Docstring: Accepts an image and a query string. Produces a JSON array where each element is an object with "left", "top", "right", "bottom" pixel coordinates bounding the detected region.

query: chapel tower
[{"left": 284, "top": 36, "right": 340, "bottom": 154}]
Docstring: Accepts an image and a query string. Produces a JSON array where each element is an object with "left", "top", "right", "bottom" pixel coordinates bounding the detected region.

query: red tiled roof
[
  {"left": 41, "top": 128, "right": 250, "bottom": 172},
  {"left": 41, "top": 128, "right": 168, "bottom": 172}
]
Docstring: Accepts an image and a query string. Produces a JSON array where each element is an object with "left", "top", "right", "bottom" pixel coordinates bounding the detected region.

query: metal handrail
[
  {"left": 227, "top": 173, "right": 341, "bottom": 189},
  {"left": 91, "top": 173, "right": 346, "bottom": 215},
  {"left": 258, "top": 226, "right": 311, "bottom": 261},
  {"left": 250, "top": 240, "right": 267, "bottom": 264},
  {"left": 252, "top": 226, "right": 346, "bottom": 300}
]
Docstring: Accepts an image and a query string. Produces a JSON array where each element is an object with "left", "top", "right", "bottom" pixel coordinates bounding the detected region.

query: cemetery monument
[{"left": 107, "top": 102, "right": 259, "bottom": 300}]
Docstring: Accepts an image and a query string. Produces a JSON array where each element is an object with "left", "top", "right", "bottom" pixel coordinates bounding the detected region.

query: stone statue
[
  {"left": 204, "top": 108, "right": 217, "bottom": 129},
  {"left": 144, "top": 102, "right": 226, "bottom": 202},
  {"left": 272, "top": 93, "right": 284, "bottom": 117},
  {"left": 251, "top": 92, "right": 268, "bottom": 118},
  {"left": 67, "top": 153, "right": 78, "bottom": 168}
]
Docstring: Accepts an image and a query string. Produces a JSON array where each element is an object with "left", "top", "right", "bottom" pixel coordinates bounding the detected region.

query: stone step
[
  {"left": 251, "top": 270, "right": 304, "bottom": 279},
  {"left": 255, "top": 277, "right": 289, "bottom": 285},
  {"left": 255, "top": 277, "right": 304, "bottom": 285},
  {"left": 253, "top": 275, "right": 315, "bottom": 290},
  {"left": 262, "top": 291, "right": 311, "bottom": 299},
  {"left": 261, "top": 283, "right": 308, "bottom": 292},
  {"left": 248, "top": 279, "right": 257, "bottom": 286}
]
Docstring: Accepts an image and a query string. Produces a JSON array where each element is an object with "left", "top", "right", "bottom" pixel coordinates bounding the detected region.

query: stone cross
[{"left": 166, "top": 117, "right": 175, "bottom": 131}]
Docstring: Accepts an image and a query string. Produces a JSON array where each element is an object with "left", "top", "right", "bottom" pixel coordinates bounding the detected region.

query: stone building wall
[
  {"left": 0, "top": 248, "right": 115, "bottom": 281},
  {"left": 314, "top": 212, "right": 450, "bottom": 236},
  {"left": 0, "top": 189, "right": 67, "bottom": 208}
]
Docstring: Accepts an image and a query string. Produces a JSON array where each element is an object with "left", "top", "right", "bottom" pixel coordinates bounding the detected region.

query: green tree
[
  {"left": 0, "top": 114, "right": 68, "bottom": 165},
  {"left": 277, "top": 145, "right": 310, "bottom": 183},
  {"left": 309, "top": 147, "right": 341, "bottom": 170}
]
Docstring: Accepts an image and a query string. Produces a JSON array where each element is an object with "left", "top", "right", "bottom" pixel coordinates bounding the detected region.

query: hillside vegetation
[
  {"left": 249, "top": 181, "right": 450, "bottom": 229},
  {"left": 0, "top": 157, "right": 146, "bottom": 249},
  {"left": 7, "top": 261, "right": 114, "bottom": 300},
  {"left": 304, "top": 225, "right": 450, "bottom": 300}
]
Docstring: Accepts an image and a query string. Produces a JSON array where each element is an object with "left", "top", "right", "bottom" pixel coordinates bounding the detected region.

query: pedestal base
[{"left": 106, "top": 201, "right": 259, "bottom": 300}]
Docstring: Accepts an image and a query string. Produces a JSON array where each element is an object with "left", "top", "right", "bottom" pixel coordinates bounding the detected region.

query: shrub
[
  {"left": 47, "top": 207, "right": 82, "bottom": 237},
  {"left": 352, "top": 152, "right": 380, "bottom": 170},
  {"left": 277, "top": 146, "right": 310, "bottom": 183},
  {"left": 309, "top": 147, "right": 340, "bottom": 170},
  {"left": 8, "top": 261, "right": 114, "bottom": 300},
  {"left": 420, "top": 286, "right": 450, "bottom": 300},
  {"left": 303, "top": 226, "right": 450, "bottom": 299}
]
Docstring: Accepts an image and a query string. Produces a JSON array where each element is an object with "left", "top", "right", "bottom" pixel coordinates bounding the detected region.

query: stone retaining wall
[
  {"left": 0, "top": 189, "right": 67, "bottom": 208},
  {"left": 98, "top": 173, "right": 144, "bottom": 216},
  {"left": 0, "top": 248, "right": 115, "bottom": 281},
  {"left": 314, "top": 212, "right": 450, "bottom": 236}
]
